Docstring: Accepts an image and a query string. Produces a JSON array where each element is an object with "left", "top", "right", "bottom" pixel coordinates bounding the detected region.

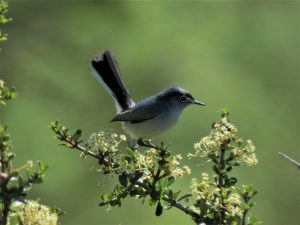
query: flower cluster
[
  {"left": 87, "top": 132, "right": 126, "bottom": 154},
  {"left": 191, "top": 173, "right": 217, "bottom": 202},
  {"left": 51, "top": 112, "right": 260, "bottom": 225},
  {"left": 168, "top": 154, "right": 191, "bottom": 177},
  {"left": 225, "top": 193, "right": 243, "bottom": 218},
  {"left": 189, "top": 112, "right": 258, "bottom": 166},
  {"left": 8, "top": 200, "right": 58, "bottom": 225},
  {"left": 232, "top": 140, "right": 258, "bottom": 166},
  {"left": 130, "top": 147, "right": 191, "bottom": 178},
  {"left": 190, "top": 173, "right": 244, "bottom": 220},
  {"left": 0, "top": 0, "right": 13, "bottom": 42},
  {"left": 134, "top": 148, "right": 157, "bottom": 170},
  {"left": 0, "top": 80, "right": 17, "bottom": 106},
  {"left": 186, "top": 112, "right": 259, "bottom": 224}
]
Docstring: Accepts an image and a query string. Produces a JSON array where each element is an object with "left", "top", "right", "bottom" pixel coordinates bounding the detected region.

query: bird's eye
[{"left": 180, "top": 96, "right": 187, "bottom": 102}]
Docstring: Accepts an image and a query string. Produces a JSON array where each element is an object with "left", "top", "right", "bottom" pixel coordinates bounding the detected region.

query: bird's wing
[{"left": 111, "top": 96, "right": 163, "bottom": 123}]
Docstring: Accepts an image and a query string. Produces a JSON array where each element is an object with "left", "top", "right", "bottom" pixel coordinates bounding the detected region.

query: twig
[
  {"left": 0, "top": 143, "right": 10, "bottom": 224},
  {"left": 278, "top": 152, "right": 300, "bottom": 169},
  {"left": 135, "top": 180, "right": 201, "bottom": 222},
  {"left": 241, "top": 195, "right": 250, "bottom": 225},
  {"left": 58, "top": 137, "right": 202, "bottom": 223},
  {"left": 218, "top": 147, "right": 226, "bottom": 225},
  {"left": 58, "top": 135, "right": 101, "bottom": 161}
]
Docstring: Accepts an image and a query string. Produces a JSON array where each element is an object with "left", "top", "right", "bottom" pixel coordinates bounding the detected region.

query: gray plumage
[{"left": 91, "top": 50, "right": 205, "bottom": 139}]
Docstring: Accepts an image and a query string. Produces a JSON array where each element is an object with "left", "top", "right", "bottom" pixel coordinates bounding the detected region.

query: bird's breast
[{"left": 123, "top": 107, "right": 183, "bottom": 139}]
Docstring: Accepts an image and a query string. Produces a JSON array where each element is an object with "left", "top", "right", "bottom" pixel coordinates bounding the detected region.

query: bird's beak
[{"left": 193, "top": 99, "right": 206, "bottom": 106}]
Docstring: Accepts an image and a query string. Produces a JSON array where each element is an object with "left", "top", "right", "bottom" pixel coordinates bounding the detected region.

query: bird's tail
[{"left": 91, "top": 50, "right": 135, "bottom": 112}]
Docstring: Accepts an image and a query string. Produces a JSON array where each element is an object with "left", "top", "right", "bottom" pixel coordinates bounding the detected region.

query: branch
[
  {"left": 57, "top": 136, "right": 202, "bottom": 223},
  {"left": 135, "top": 180, "right": 201, "bottom": 221},
  {"left": 278, "top": 152, "right": 300, "bottom": 169},
  {"left": 218, "top": 146, "right": 226, "bottom": 225},
  {"left": 61, "top": 136, "right": 101, "bottom": 160},
  {"left": 0, "top": 143, "right": 10, "bottom": 224},
  {"left": 241, "top": 196, "right": 250, "bottom": 225}
]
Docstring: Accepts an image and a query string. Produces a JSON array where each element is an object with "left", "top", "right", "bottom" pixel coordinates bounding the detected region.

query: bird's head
[{"left": 158, "top": 87, "right": 206, "bottom": 108}]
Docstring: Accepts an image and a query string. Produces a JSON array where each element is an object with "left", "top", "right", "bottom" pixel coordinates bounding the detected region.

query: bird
[{"left": 90, "top": 50, "right": 205, "bottom": 147}]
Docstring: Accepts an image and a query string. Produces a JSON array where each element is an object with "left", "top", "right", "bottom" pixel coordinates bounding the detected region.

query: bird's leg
[
  {"left": 137, "top": 138, "right": 157, "bottom": 149},
  {"left": 130, "top": 139, "right": 139, "bottom": 151}
]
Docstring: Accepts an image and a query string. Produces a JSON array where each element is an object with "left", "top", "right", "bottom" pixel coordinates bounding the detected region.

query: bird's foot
[
  {"left": 137, "top": 138, "right": 157, "bottom": 149},
  {"left": 130, "top": 139, "right": 139, "bottom": 150}
]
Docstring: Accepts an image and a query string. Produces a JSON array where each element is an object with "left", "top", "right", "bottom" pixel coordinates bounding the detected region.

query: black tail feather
[{"left": 91, "top": 50, "right": 134, "bottom": 111}]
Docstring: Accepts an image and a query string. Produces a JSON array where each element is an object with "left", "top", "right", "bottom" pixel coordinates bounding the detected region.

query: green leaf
[
  {"left": 177, "top": 193, "right": 192, "bottom": 202},
  {"left": 7, "top": 176, "right": 19, "bottom": 189},
  {"left": 212, "top": 165, "right": 220, "bottom": 174},
  {"left": 61, "top": 126, "right": 69, "bottom": 135},
  {"left": 124, "top": 156, "right": 132, "bottom": 164},
  {"left": 100, "top": 194, "right": 109, "bottom": 201},
  {"left": 50, "top": 206, "right": 66, "bottom": 216},
  {"left": 165, "top": 190, "right": 174, "bottom": 199},
  {"left": 130, "top": 171, "right": 143, "bottom": 183},
  {"left": 148, "top": 198, "right": 157, "bottom": 207},
  {"left": 99, "top": 202, "right": 106, "bottom": 207},
  {"left": 155, "top": 201, "right": 163, "bottom": 216},
  {"left": 158, "top": 177, "right": 168, "bottom": 188},
  {"left": 220, "top": 188, "right": 228, "bottom": 198},
  {"left": 226, "top": 166, "right": 232, "bottom": 172},
  {"left": 26, "top": 162, "right": 49, "bottom": 184},
  {"left": 9, "top": 201, "right": 24, "bottom": 212},
  {"left": 243, "top": 184, "right": 253, "bottom": 192},
  {"left": 8, "top": 215, "right": 21, "bottom": 225},
  {"left": 167, "top": 176, "right": 175, "bottom": 187},
  {"left": 129, "top": 189, "right": 140, "bottom": 197},
  {"left": 71, "top": 129, "right": 82, "bottom": 142},
  {"left": 248, "top": 214, "right": 263, "bottom": 225},
  {"left": 224, "top": 177, "right": 237, "bottom": 188},
  {"left": 38, "top": 161, "right": 49, "bottom": 171},
  {"left": 149, "top": 190, "right": 160, "bottom": 201},
  {"left": 118, "top": 173, "right": 128, "bottom": 187},
  {"left": 199, "top": 200, "right": 208, "bottom": 217},
  {"left": 7, "top": 152, "right": 15, "bottom": 160},
  {"left": 173, "top": 190, "right": 181, "bottom": 200}
]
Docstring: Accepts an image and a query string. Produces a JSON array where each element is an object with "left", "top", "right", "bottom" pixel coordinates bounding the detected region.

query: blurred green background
[{"left": 1, "top": 1, "right": 300, "bottom": 224}]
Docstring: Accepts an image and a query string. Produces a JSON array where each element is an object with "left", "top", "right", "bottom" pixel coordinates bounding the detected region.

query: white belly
[{"left": 122, "top": 108, "right": 183, "bottom": 139}]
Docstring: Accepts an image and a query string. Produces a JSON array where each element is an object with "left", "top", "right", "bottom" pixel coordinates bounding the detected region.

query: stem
[
  {"left": 218, "top": 147, "right": 226, "bottom": 188},
  {"left": 63, "top": 140, "right": 202, "bottom": 223},
  {"left": 0, "top": 143, "right": 10, "bottom": 225},
  {"left": 241, "top": 195, "right": 250, "bottom": 225},
  {"left": 59, "top": 135, "right": 101, "bottom": 161},
  {"left": 135, "top": 180, "right": 201, "bottom": 222},
  {"left": 278, "top": 152, "right": 300, "bottom": 169},
  {"left": 218, "top": 146, "right": 226, "bottom": 225},
  {"left": 242, "top": 208, "right": 248, "bottom": 225},
  {"left": 154, "top": 168, "right": 161, "bottom": 180},
  {"left": 57, "top": 133, "right": 202, "bottom": 223}
]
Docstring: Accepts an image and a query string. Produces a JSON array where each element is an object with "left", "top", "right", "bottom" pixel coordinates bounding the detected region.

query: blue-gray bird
[{"left": 91, "top": 50, "right": 205, "bottom": 144}]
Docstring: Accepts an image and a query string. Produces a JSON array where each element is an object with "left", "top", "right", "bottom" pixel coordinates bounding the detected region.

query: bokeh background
[{"left": 1, "top": 1, "right": 300, "bottom": 224}]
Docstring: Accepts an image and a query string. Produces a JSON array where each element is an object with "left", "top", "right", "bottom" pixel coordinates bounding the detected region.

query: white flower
[
  {"left": 182, "top": 165, "right": 191, "bottom": 175},
  {"left": 171, "top": 168, "right": 184, "bottom": 177},
  {"left": 27, "top": 160, "right": 34, "bottom": 168},
  {"left": 88, "top": 131, "right": 125, "bottom": 153},
  {"left": 120, "top": 135, "right": 127, "bottom": 141},
  {"left": 227, "top": 193, "right": 241, "bottom": 205},
  {"left": 190, "top": 205, "right": 200, "bottom": 214},
  {"left": 169, "top": 154, "right": 182, "bottom": 168},
  {"left": 8, "top": 200, "right": 58, "bottom": 225}
]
